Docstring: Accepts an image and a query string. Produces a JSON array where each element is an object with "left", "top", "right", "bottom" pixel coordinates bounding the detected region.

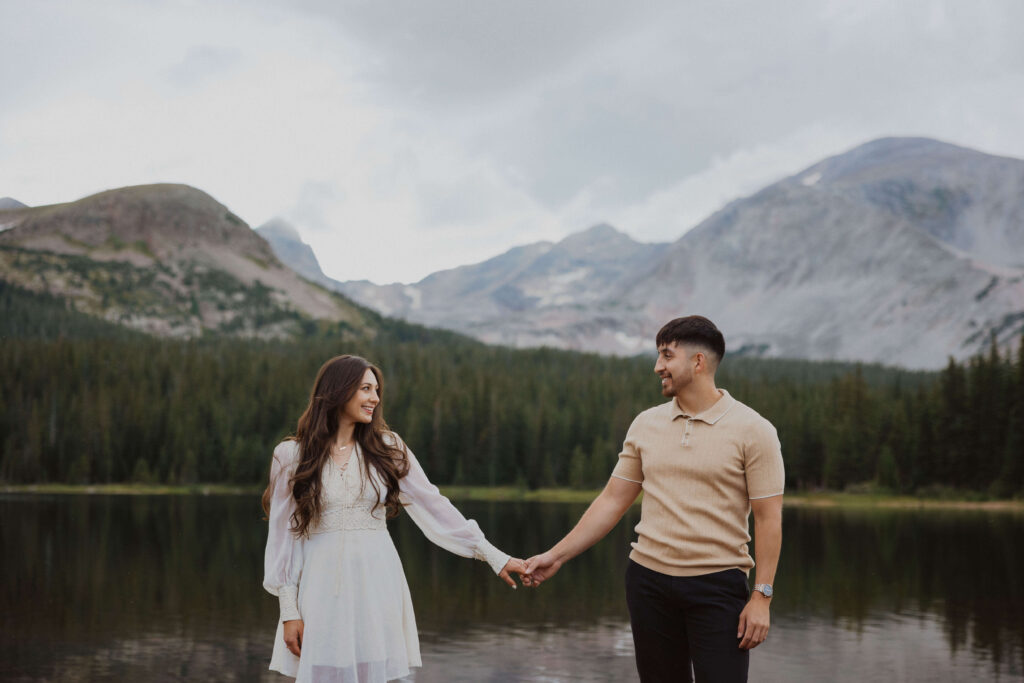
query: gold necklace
[
  {"left": 330, "top": 441, "right": 354, "bottom": 476},
  {"left": 332, "top": 439, "right": 354, "bottom": 452}
]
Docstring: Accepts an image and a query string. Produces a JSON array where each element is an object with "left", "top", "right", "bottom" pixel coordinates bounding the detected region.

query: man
[{"left": 523, "top": 316, "right": 784, "bottom": 683}]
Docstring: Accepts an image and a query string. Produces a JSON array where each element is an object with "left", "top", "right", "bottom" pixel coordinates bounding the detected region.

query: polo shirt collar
[{"left": 671, "top": 389, "right": 736, "bottom": 425}]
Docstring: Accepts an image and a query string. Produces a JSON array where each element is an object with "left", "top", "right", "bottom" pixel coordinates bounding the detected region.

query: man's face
[{"left": 654, "top": 342, "right": 696, "bottom": 397}]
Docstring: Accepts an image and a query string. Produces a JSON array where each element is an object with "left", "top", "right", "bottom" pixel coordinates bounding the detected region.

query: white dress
[{"left": 263, "top": 435, "right": 511, "bottom": 683}]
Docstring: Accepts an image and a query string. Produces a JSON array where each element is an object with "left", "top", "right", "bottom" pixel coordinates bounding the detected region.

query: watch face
[{"left": 756, "top": 584, "right": 773, "bottom": 597}]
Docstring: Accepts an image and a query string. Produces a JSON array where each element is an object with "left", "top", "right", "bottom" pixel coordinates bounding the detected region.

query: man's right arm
[{"left": 523, "top": 476, "right": 642, "bottom": 586}]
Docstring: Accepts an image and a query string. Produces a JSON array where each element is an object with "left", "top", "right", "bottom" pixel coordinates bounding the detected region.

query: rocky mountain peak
[
  {"left": 0, "top": 183, "right": 278, "bottom": 265},
  {"left": 558, "top": 222, "right": 632, "bottom": 246},
  {"left": 256, "top": 217, "right": 302, "bottom": 242},
  {"left": 311, "top": 137, "right": 1024, "bottom": 368},
  {"left": 0, "top": 184, "right": 370, "bottom": 339},
  {"left": 0, "top": 197, "right": 28, "bottom": 210},
  {"left": 783, "top": 137, "right": 1024, "bottom": 268},
  {"left": 255, "top": 218, "right": 333, "bottom": 288},
  {"left": 551, "top": 223, "right": 656, "bottom": 264},
  {"left": 792, "top": 137, "right": 991, "bottom": 189}
]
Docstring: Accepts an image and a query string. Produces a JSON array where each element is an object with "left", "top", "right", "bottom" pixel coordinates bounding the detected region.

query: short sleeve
[
  {"left": 611, "top": 415, "right": 644, "bottom": 484},
  {"left": 744, "top": 420, "right": 785, "bottom": 499}
]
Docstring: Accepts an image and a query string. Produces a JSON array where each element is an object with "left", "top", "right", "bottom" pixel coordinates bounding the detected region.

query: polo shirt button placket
[{"left": 682, "top": 418, "right": 694, "bottom": 447}]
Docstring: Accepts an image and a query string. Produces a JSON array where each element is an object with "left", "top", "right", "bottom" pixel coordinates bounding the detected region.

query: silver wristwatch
[{"left": 753, "top": 583, "right": 773, "bottom": 598}]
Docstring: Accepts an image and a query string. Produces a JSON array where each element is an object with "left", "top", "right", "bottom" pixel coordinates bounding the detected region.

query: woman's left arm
[
  {"left": 263, "top": 441, "right": 305, "bottom": 624},
  {"left": 396, "top": 438, "right": 521, "bottom": 585}
]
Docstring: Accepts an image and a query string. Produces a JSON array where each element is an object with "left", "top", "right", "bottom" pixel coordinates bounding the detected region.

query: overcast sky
[{"left": 2, "top": 1, "right": 1022, "bottom": 283}]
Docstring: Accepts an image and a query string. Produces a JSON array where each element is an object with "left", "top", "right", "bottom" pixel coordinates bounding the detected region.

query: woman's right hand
[{"left": 283, "top": 619, "right": 304, "bottom": 656}]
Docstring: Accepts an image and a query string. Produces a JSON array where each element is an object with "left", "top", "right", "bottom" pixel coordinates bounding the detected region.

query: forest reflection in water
[{"left": 1, "top": 495, "right": 1021, "bottom": 682}]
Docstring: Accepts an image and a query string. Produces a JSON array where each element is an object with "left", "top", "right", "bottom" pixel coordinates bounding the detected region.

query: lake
[{"left": 1, "top": 495, "right": 1022, "bottom": 682}]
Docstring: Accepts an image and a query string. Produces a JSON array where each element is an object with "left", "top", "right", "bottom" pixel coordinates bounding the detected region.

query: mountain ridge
[
  {"left": 5, "top": 137, "right": 1022, "bottom": 368},
  {"left": 264, "top": 137, "right": 1024, "bottom": 368},
  {"left": 0, "top": 184, "right": 372, "bottom": 338}
]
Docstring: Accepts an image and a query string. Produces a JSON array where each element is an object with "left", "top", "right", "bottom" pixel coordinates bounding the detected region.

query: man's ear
[{"left": 692, "top": 351, "right": 706, "bottom": 373}]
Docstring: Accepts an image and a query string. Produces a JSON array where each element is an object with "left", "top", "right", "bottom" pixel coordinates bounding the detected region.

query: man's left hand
[{"left": 737, "top": 594, "right": 770, "bottom": 649}]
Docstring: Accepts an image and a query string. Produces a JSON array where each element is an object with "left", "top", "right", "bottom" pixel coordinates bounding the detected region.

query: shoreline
[{"left": 1, "top": 483, "right": 1022, "bottom": 511}]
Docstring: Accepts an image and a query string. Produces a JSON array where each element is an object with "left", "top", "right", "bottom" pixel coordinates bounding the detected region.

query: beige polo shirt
[{"left": 611, "top": 389, "right": 784, "bottom": 577}]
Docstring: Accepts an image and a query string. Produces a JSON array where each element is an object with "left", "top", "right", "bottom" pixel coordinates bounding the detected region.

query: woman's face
[{"left": 341, "top": 368, "right": 380, "bottom": 425}]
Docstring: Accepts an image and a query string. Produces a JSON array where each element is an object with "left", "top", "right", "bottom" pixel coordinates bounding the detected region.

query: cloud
[
  {"left": 607, "top": 126, "right": 864, "bottom": 241},
  {"left": 2, "top": 0, "right": 1024, "bottom": 284},
  {"left": 162, "top": 46, "right": 242, "bottom": 89},
  {"left": 277, "top": 0, "right": 658, "bottom": 103},
  {"left": 281, "top": 128, "right": 564, "bottom": 283}
]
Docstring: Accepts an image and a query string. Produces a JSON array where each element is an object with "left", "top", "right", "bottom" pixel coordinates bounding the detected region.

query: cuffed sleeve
[
  {"left": 277, "top": 585, "right": 300, "bottom": 622},
  {"left": 395, "top": 435, "right": 512, "bottom": 575},
  {"left": 473, "top": 537, "right": 514, "bottom": 574},
  {"left": 263, "top": 440, "right": 305, "bottom": 622}
]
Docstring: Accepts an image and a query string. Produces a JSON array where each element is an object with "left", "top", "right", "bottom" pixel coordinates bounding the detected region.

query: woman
[{"left": 262, "top": 355, "right": 524, "bottom": 682}]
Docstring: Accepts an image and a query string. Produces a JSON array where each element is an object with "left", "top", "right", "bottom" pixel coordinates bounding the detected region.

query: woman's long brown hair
[{"left": 261, "top": 355, "right": 410, "bottom": 536}]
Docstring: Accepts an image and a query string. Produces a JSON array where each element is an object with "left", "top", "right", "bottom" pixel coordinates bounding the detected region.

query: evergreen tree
[{"left": 2, "top": 281, "right": 1020, "bottom": 496}]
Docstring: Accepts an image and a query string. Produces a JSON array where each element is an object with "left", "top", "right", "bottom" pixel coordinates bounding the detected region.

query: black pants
[{"left": 625, "top": 560, "right": 750, "bottom": 683}]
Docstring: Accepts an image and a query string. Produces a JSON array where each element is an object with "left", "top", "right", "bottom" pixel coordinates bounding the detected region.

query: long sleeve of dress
[
  {"left": 397, "top": 440, "right": 512, "bottom": 574},
  {"left": 263, "top": 440, "right": 304, "bottom": 622}
]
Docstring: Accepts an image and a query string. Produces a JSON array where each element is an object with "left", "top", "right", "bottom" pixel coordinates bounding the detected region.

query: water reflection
[{"left": 0, "top": 496, "right": 1021, "bottom": 682}]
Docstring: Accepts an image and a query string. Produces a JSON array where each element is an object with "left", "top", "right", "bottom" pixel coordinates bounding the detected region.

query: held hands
[
  {"left": 737, "top": 593, "right": 770, "bottom": 649},
  {"left": 283, "top": 619, "right": 304, "bottom": 656},
  {"left": 498, "top": 557, "right": 528, "bottom": 588},
  {"left": 521, "top": 551, "right": 562, "bottom": 588}
]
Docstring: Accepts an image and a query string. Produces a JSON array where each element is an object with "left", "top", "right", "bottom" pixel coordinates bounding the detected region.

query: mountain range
[
  {"left": 3, "top": 137, "right": 1022, "bottom": 368},
  {"left": 260, "top": 137, "right": 1024, "bottom": 369}
]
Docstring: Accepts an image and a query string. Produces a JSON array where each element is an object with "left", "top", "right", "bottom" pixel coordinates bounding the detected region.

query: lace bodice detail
[{"left": 312, "top": 449, "right": 388, "bottom": 534}]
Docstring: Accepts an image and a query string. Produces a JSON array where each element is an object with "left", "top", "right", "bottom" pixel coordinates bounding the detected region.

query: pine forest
[{"left": 2, "top": 282, "right": 1022, "bottom": 497}]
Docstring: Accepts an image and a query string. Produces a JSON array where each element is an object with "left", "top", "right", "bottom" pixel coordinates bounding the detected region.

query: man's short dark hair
[{"left": 656, "top": 316, "right": 726, "bottom": 366}]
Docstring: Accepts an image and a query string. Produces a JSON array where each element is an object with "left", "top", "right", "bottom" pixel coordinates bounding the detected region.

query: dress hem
[{"left": 269, "top": 663, "right": 420, "bottom": 682}]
